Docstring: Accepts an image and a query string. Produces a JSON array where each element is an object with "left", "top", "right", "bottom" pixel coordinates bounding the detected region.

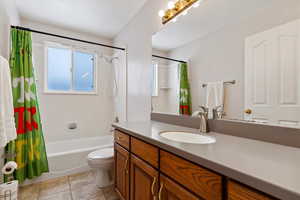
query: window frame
[{"left": 44, "top": 42, "right": 98, "bottom": 95}]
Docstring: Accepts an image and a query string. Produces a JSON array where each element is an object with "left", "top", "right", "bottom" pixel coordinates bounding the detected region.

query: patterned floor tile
[
  {"left": 38, "top": 191, "right": 72, "bottom": 200},
  {"left": 71, "top": 184, "right": 105, "bottom": 200},
  {"left": 39, "top": 176, "right": 70, "bottom": 197},
  {"left": 18, "top": 184, "right": 40, "bottom": 200},
  {"left": 18, "top": 171, "right": 119, "bottom": 200},
  {"left": 69, "top": 170, "right": 96, "bottom": 186},
  {"left": 102, "top": 186, "right": 119, "bottom": 200}
]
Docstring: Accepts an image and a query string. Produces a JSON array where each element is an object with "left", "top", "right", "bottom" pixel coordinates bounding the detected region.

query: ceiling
[
  {"left": 16, "top": 0, "right": 148, "bottom": 39},
  {"left": 152, "top": 0, "right": 298, "bottom": 51}
]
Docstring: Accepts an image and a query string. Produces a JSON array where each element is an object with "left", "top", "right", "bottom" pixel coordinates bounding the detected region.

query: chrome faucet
[
  {"left": 213, "top": 105, "right": 224, "bottom": 119},
  {"left": 198, "top": 106, "right": 210, "bottom": 133}
]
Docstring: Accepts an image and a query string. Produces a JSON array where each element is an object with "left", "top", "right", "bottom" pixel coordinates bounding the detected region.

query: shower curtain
[
  {"left": 5, "top": 28, "right": 49, "bottom": 183},
  {"left": 179, "top": 63, "right": 191, "bottom": 115}
]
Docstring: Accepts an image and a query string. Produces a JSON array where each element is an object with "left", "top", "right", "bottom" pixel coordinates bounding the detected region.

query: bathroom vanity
[{"left": 112, "top": 120, "right": 300, "bottom": 200}]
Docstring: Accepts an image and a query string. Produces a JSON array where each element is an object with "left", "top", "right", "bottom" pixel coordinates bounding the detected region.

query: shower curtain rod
[
  {"left": 152, "top": 55, "right": 187, "bottom": 64},
  {"left": 10, "top": 25, "right": 126, "bottom": 51}
]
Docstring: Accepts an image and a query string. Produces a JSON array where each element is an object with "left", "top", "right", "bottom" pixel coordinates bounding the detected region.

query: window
[
  {"left": 152, "top": 62, "right": 158, "bottom": 96},
  {"left": 46, "top": 44, "right": 96, "bottom": 94}
]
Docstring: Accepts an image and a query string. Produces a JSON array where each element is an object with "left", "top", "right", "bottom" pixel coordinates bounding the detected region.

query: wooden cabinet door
[
  {"left": 160, "top": 150, "right": 222, "bottom": 200},
  {"left": 228, "top": 181, "right": 277, "bottom": 200},
  {"left": 130, "top": 155, "right": 159, "bottom": 200},
  {"left": 159, "top": 175, "right": 200, "bottom": 200},
  {"left": 115, "top": 143, "right": 130, "bottom": 200}
]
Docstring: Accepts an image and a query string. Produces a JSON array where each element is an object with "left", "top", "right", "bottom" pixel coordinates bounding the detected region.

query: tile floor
[{"left": 18, "top": 171, "right": 119, "bottom": 200}]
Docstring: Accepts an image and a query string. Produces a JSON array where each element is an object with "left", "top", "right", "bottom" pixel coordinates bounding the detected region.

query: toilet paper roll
[
  {"left": 0, "top": 180, "right": 18, "bottom": 200},
  {"left": 2, "top": 161, "right": 17, "bottom": 175}
]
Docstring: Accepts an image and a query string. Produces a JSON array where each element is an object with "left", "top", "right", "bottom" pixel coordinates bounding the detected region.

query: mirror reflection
[{"left": 151, "top": 0, "right": 300, "bottom": 128}]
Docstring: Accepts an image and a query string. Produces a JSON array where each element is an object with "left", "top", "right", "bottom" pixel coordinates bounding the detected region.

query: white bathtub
[{"left": 23, "top": 135, "right": 113, "bottom": 185}]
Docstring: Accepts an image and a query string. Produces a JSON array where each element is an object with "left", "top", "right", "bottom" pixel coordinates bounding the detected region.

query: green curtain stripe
[
  {"left": 179, "top": 63, "right": 192, "bottom": 115},
  {"left": 5, "top": 28, "right": 49, "bottom": 183}
]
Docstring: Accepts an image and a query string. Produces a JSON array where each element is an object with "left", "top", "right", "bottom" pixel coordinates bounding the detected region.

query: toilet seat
[{"left": 88, "top": 148, "right": 114, "bottom": 161}]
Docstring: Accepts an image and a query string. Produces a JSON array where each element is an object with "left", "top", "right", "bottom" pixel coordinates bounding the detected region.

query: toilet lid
[{"left": 88, "top": 148, "right": 114, "bottom": 160}]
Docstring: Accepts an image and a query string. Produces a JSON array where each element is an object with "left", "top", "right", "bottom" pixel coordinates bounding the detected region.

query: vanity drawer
[
  {"left": 131, "top": 137, "right": 159, "bottom": 168},
  {"left": 114, "top": 130, "right": 130, "bottom": 150},
  {"left": 160, "top": 150, "right": 222, "bottom": 200},
  {"left": 160, "top": 174, "right": 200, "bottom": 200},
  {"left": 228, "top": 180, "right": 277, "bottom": 200}
]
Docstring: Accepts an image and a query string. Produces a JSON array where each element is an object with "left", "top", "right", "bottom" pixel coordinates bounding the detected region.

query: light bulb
[
  {"left": 158, "top": 10, "right": 165, "bottom": 17},
  {"left": 168, "top": 1, "right": 175, "bottom": 9},
  {"left": 193, "top": 1, "right": 200, "bottom": 8}
]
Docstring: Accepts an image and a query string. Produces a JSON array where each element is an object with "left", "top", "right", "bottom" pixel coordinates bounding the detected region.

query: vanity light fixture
[
  {"left": 158, "top": 0, "right": 201, "bottom": 24},
  {"left": 158, "top": 10, "right": 165, "bottom": 17},
  {"left": 168, "top": 1, "right": 176, "bottom": 9}
]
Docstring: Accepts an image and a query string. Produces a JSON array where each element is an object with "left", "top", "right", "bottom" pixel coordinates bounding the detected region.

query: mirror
[{"left": 151, "top": 0, "right": 300, "bottom": 128}]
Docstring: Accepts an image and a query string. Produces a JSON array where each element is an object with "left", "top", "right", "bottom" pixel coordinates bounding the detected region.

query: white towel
[
  {"left": 0, "top": 56, "right": 17, "bottom": 147},
  {"left": 205, "top": 81, "right": 224, "bottom": 118}
]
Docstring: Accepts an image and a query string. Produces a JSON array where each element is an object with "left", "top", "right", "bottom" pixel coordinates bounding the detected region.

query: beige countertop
[{"left": 113, "top": 120, "right": 300, "bottom": 200}]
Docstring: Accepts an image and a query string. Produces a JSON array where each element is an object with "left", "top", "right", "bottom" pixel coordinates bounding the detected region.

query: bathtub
[{"left": 23, "top": 135, "right": 113, "bottom": 185}]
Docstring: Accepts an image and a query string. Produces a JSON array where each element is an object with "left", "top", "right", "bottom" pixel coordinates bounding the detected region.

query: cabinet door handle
[
  {"left": 125, "top": 158, "right": 129, "bottom": 174},
  {"left": 151, "top": 177, "right": 157, "bottom": 197},
  {"left": 158, "top": 183, "right": 164, "bottom": 200}
]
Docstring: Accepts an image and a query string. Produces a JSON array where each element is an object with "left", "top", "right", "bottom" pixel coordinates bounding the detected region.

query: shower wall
[
  {"left": 152, "top": 49, "right": 179, "bottom": 115},
  {"left": 21, "top": 20, "right": 117, "bottom": 143}
]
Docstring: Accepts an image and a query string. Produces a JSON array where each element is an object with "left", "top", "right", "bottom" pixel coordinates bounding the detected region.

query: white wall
[
  {"left": 169, "top": 1, "right": 300, "bottom": 119},
  {"left": 21, "top": 20, "right": 117, "bottom": 142},
  {"left": 114, "top": 0, "right": 167, "bottom": 122},
  {"left": 0, "top": 0, "right": 20, "bottom": 58}
]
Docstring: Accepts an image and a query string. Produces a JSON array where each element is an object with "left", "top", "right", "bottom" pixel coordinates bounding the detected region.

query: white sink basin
[{"left": 160, "top": 131, "right": 216, "bottom": 144}]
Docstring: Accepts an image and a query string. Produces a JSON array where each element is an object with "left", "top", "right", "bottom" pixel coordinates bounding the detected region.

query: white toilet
[{"left": 87, "top": 147, "right": 114, "bottom": 188}]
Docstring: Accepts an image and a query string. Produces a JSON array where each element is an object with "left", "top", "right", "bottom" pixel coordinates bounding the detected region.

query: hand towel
[
  {"left": 0, "top": 56, "right": 17, "bottom": 147},
  {"left": 205, "top": 81, "right": 224, "bottom": 118}
]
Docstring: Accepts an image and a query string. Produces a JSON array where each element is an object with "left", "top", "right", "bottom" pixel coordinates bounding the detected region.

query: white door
[{"left": 245, "top": 19, "right": 300, "bottom": 127}]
